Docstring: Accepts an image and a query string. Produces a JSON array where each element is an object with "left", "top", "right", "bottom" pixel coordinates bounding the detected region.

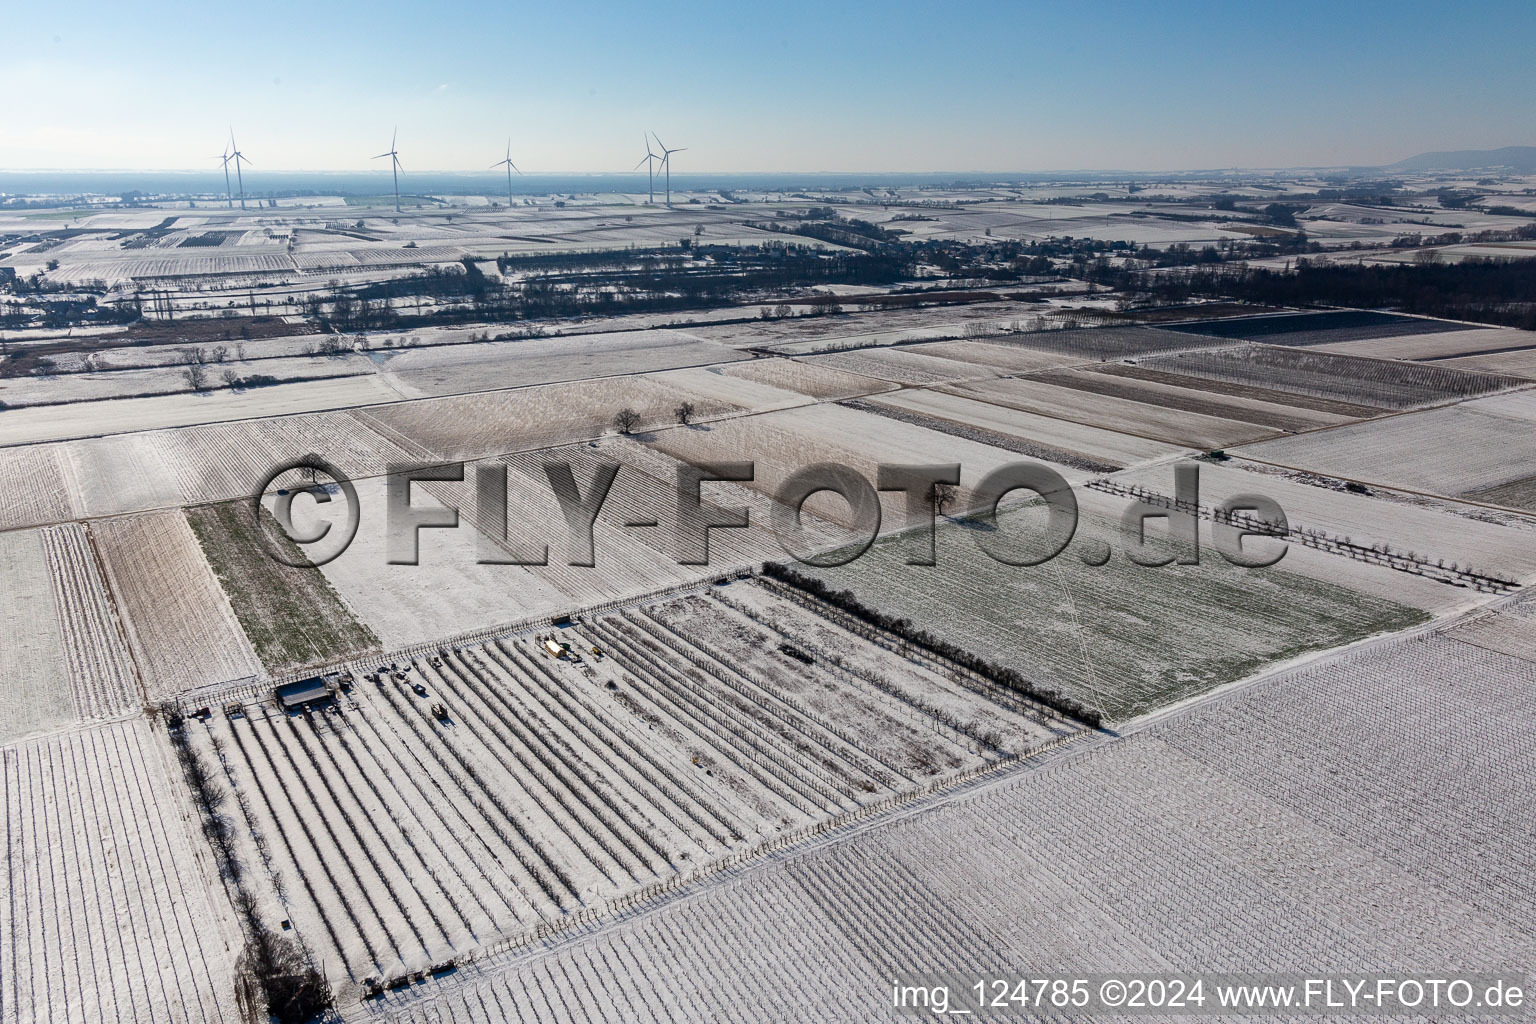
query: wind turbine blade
[
  {"left": 394, "top": 156, "right": 403, "bottom": 172},
  {"left": 491, "top": 161, "right": 503, "bottom": 169},
  {"left": 392, "top": 127, "right": 397, "bottom": 150},
  {"left": 633, "top": 155, "right": 651, "bottom": 171},
  {"left": 373, "top": 152, "right": 393, "bottom": 160},
  {"left": 510, "top": 163, "right": 521, "bottom": 175},
  {"left": 651, "top": 133, "right": 667, "bottom": 152}
]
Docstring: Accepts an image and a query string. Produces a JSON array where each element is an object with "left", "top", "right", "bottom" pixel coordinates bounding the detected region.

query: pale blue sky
[{"left": 3, "top": 0, "right": 1530, "bottom": 171}]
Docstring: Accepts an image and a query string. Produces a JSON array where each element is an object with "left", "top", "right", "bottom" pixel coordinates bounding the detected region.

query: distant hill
[{"left": 1390, "top": 146, "right": 1536, "bottom": 173}]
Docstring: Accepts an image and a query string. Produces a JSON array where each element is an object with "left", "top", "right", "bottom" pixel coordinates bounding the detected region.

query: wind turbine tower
[
  {"left": 634, "top": 135, "right": 660, "bottom": 205},
  {"left": 215, "top": 146, "right": 234, "bottom": 208},
  {"left": 227, "top": 129, "right": 252, "bottom": 210},
  {"left": 491, "top": 138, "right": 521, "bottom": 207},
  {"left": 651, "top": 133, "right": 686, "bottom": 208},
  {"left": 373, "top": 129, "right": 403, "bottom": 213}
]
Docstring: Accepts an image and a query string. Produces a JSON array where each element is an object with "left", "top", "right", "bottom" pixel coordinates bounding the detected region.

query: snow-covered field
[
  {"left": 5, "top": 262, "right": 1536, "bottom": 1023},
  {"left": 1237, "top": 389, "right": 1536, "bottom": 498},
  {"left": 799, "top": 496, "right": 1426, "bottom": 721},
  {"left": 0, "top": 445, "right": 79, "bottom": 531},
  {"left": 865, "top": 387, "right": 1183, "bottom": 469},
  {"left": 61, "top": 433, "right": 187, "bottom": 519},
  {"left": 354, "top": 375, "right": 750, "bottom": 463},
  {"left": 1313, "top": 326, "right": 1530, "bottom": 361},
  {"left": 941, "top": 376, "right": 1279, "bottom": 449},
  {"left": 0, "top": 529, "right": 75, "bottom": 743},
  {"left": 364, "top": 617, "right": 1536, "bottom": 1023},
  {"left": 714, "top": 357, "right": 899, "bottom": 400},
  {"left": 311, "top": 439, "right": 836, "bottom": 646},
  {"left": 374, "top": 329, "right": 750, "bottom": 399},
  {"left": 647, "top": 401, "right": 1078, "bottom": 528},
  {"left": 796, "top": 347, "right": 1002, "bottom": 386},
  {"left": 1109, "top": 460, "right": 1536, "bottom": 611},
  {"left": 1141, "top": 343, "right": 1525, "bottom": 410},
  {"left": 39, "top": 523, "right": 141, "bottom": 721},
  {"left": 1440, "top": 343, "right": 1536, "bottom": 377},
  {"left": 0, "top": 375, "right": 407, "bottom": 447},
  {"left": 1, "top": 719, "right": 242, "bottom": 1024},
  {"left": 91, "top": 511, "right": 261, "bottom": 698},
  {"left": 154, "top": 411, "right": 415, "bottom": 506},
  {"left": 902, "top": 337, "right": 1101, "bottom": 374},
  {"left": 312, "top": 473, "right": 572, "bottom": 647},
  {"left": 1046, "top": 363, "right": 1356, "bottom": 432},
  {"left": 0, "top": 356, "right": 375, "bottom": 408},
  {"left": 181, "top": 588, "right": 1078, "bottom": 995}
]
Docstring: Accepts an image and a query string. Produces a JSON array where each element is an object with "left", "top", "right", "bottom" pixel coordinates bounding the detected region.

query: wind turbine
[
  {"left": 651, "top": 133, "right": 686, "bottom": 208},
  {"left": 490, "top": 138, "right": 521, "bottom": 207},
  {"left": 215, "top": 145, "right": 234, "bottom": 208},
  {"left": 634, "top": 135, "right": 660, "bottom": 205},
  {"left": 373, "top": 129, "right": 403, "bottom": 213},
  {"left": 227, "top": 129, "right": 252, "bottom": 210}
]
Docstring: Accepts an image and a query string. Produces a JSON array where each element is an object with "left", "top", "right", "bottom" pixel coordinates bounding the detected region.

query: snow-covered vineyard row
[
  {"left": 156, "top": 411, "right": 419, "bottom": 506},
  {"left": 291, "top": 247, "right": 467, "bottom": 271},
  {"left": 37, "top": 523, "right": 141, "bottom": 719},
  {"left": 90, "top": 511, "right": 260, "bottom": 698},
  {"left": 1141, "top": 342, "right": 1525, "bottom": 410},
  {"left": 1, "top": 720, "right": 239, "bottom": 1024},
  {"left": 176, "top": 582, "right": 1080, "bottom": 999},
  {"left": 0, "top": 523, "right": 140, "bottom": 745},
  {"left": 0, "top": 445, "right": 79, "bottom": 532},
  {"left": 367, "top": 621, "right": 1536, "bottom": 1024},
  {"left": 47, "top": 254, "right": 297, "bottom": 281}
]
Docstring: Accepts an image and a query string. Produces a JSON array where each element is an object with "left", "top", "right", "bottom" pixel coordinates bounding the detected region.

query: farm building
[{"left": 275, "top": 675, "right": 334, "bottom": 711}]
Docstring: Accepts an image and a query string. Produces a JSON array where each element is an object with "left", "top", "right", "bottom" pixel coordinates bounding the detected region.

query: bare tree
[
  {"left": 674, "top": 401, "right": 696, "bottom": 426},
  {"left": 614, "top": 408, "right": 640, "bottom": 434},
  {"left": 221, "top": 369, "right": 241, "bottom": 389},
  {"left": 299, "top": 453, "right": 323, "bottom": 484},
  {"left": 183, "top": 364, "right": 209, "bottom": 391},
  {"left": 932, "top": 481, "right": 957, "bottom": 517}
]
